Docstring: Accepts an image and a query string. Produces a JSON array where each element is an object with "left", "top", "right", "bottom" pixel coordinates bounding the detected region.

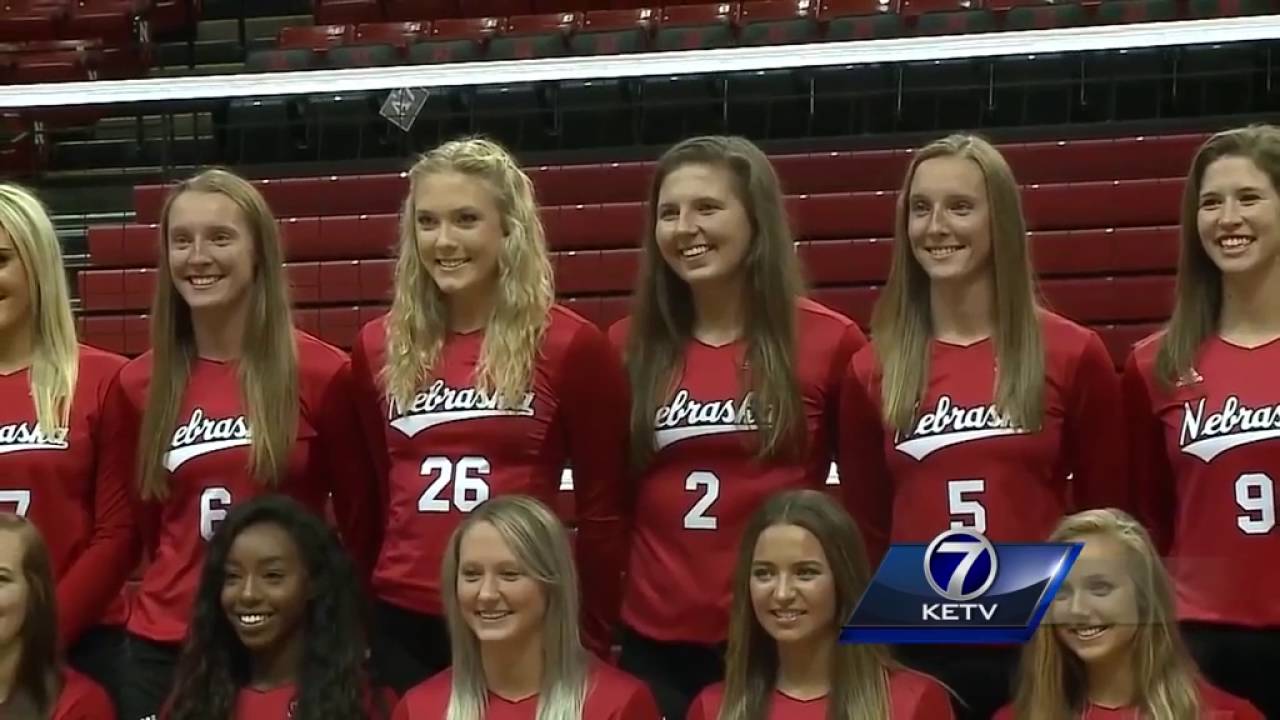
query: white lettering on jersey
[
  {"left": 1179, "top": 395, "right": 1280, "bottom": 462},
  {"left": 894, "top": 395, "right": 1026, "bottom": 461},
  {"left": 0, "top": 422, "right": 69, "bottom": 454},
  {"left": 388, "top": 379, "right": 535, "bottom": 438},
  {"left": 165, "top": 409, "right": 252, "bottom": 471},
  {"left": 653, "top": 389, "right": 759, "bottom": 450}
]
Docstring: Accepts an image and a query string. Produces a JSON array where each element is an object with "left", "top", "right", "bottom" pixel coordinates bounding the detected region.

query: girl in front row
[
  {"left": 997, "top": 508, "right": 1260, "bottom": 719},
  {"left": 688, "top": 490, "right": 952, "bottom": 720},
  {"left": 165, "top": 495, "right": 387, "bottom": 720},
  {"left": 392, "top": 495, "right": 660, "bottom": 720},
  {"left": 0, "top": 513, "right": 114, "bottom": 718}
]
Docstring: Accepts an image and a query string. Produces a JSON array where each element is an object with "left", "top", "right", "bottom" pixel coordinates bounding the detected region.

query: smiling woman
[
  {"left": 103, "top": 168, "right": 379, "bottom": 720},
  {"left": 165, "top": 494, "right": 387, "bottom": 720}
]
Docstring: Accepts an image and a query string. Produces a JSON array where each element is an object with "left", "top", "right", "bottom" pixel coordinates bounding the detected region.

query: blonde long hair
[
  {"left": 440, "top": 496, "right": 588, "bottom": 720},
  {"left": 1156, "top": 124, "right": 1280, "bottom": 388},
  {"left": 624, "top": 136, "right": 807, "bottom": 470},
  {"left": 137, "top": 168, "right": 299, "bottom": 500},
  {"left": 0, "top": 184, "right": 78, "bottom": 438},
  {"left": 871, "top": 134, "right": 1045, "bottom": 434},
  {"left": 720, "top": 490, "right": 897, "bottom": 720},
  {"left": 382, "top": 137, "right": 554, "bottom": 411},
  {"left": 1012, "top": 509, "right": 1201, "bottom": 720}
]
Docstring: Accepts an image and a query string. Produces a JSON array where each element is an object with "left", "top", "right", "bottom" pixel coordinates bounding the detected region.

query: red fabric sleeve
[
  {"left": 617, "top": 684, "right": 662, "bottom": 720},
  {"left": 559, "top": 323, "right": 630, "bottom": 659},
  {"left": 990, "top": 705, "right": 1015, "bottom": 720},
  {"left": 314, "top": 359, "right": 383, "bottom": 581},
  {"left": 390, "top": 698, "right": 411, "bottom": 720},
  {"left": 1061, "top": 333, "right": 1131, "bottom": 515},
  {"left": 684, "top": 690, "right": 711, "bottom": 720},
  {"left": 56, "top": 370, "right": 139, "bottom": 648},
  {"left": 836, "top": 361, "right": 894, "bottom": 567},
  {"left": 909, "top": 678, "right": 956, "bottom": 720},
  {"left": 349, "top": 330, "right": 392, "bottom": 517},
  {"left": 55, "top": 669, "right": 116, "bottom": 720},
  {"left": 824, "top": 323, "right": 868, "bottom": 455},
  {"left": 1121, "top": 351, "right": 1177, "bottom": 555}
]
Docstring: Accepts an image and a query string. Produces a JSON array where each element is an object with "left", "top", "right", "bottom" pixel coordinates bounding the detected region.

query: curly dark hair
[{"left": 165, "top": 494, "right": 381, "bottom": 720}]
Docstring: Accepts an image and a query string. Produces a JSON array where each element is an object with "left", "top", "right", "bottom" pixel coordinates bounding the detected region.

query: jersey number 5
[
  {"left": 1236, "top": 472, "right": 1275, "bottom": 535},
  {"left": 419, "top": 456, "right": 491, "bottom": 513},
  {"left": 948, "top": 479, "right": 987, "bottom": 534},
  {"left": 0, "top": 490, "right": 31, "bottom": 517}
]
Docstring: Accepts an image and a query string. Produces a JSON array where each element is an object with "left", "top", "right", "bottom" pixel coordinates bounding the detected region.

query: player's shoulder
[
  {"left": 55, "top": 667, "right": 111, "bottom": 718},
  {"left": 607, "top": 315, "right": 632, "bottom": 350},
  {"left": 76, "top": 343, "right": 128, "bottom": 374},
  {"left": 587, "top": 659, "right": 648, "bottom": 696},
  {"left": 399, "top": 668, "right": 453, "bottom": 714},
  {"left": 687, "top": 681, "right": 726, "bottom": 718},
  {"left": 990, "top": 704, "right": 1015, "bottom": 720},
  {"left": 850, "top": 336, "right": 883, "bottom": 379},
  {"left": 115, "top": 350, "right": 155, "bottom": 394},
  {"left": 1038, "top": 309, "right": 1103, "bottom": 352},
  {"left": 1198, "top": 677, "right": 1265, "bottom": 719},
  {"left": 543, "top": 303, "right": 610, "bottom": 355},
  {"left": 796, "top": 296, "right": 854, "bottom": 330},
  {"left": 294, "top": 329, "right": 350, "bottom": 381},
  {"left": 355, "top": 311, "right": 390, "bottom": 350},
  {"left": 1127, "top": 326, "right": 1167, "bottom": 371},
  {"left": 888, "top": 668, "right": 949, "bottom": 703}
]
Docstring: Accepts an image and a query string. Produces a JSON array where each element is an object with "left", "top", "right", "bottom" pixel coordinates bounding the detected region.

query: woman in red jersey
[
  {"left": 838, "top": 134, "right": 1128, "bottom": 720},
  {"left": 0, "top": 183, "right": 132, "bottom": 707},
  {"left": 166, "top": 495, "right": 388, "bottom": 720},
  {"left": 613, "top": 135, "right": 866, "bottom": 720},
  {"left": 995, "top": 508, "right": 1261, "bottom": 720},
  {"left": 688, "top": 490, "right": 953, "bottom": 720},
  {"left": 106, "top": 169, "right": 377, "bottom": 720},
  {"left": 392, "top": 495, "right": 659, "bottom": 720},
  {"left": 0, "top": 514, "right": 114, "bottom": 719},
  {"left": 1123, "top": 125, "right": 1280, "bottom": 718},
  {"left": 349, "top": 138, "right": 628, "bottom": 694}
]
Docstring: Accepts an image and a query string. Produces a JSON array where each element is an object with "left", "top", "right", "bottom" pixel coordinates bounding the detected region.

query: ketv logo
[{"left": 842, "top": 529, "right": 1081, "bottom": 644}]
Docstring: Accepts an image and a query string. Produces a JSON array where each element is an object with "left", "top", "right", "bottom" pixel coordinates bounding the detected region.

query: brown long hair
[
  {"left": 1156, "top": 124, "right": 1280, "bottom": 388},
  {"left": 382, "top": 137, "right": 554, "bottom": 412},
  {"left": 720, "top": 490, "right": 896, "bottom": 720},
  {"left": 1011, "top": 509, "right": 1201, "bottom": 720},
  {"left": 137, "top": 168, "right": 299, "bottom": 500},
  {"left": 624, "top": 136, "right": 807, "bottom": 470},
  {"left": 871, "top": 134, "right": 1045, "bottom": 434},
  {"left": 0, "top": 514, "right": 61, "bottom": 720}
]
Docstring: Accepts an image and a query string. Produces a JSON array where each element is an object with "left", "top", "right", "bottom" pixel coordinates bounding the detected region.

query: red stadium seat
[
  {"left": 1023, "top": 179, "right": 1183, "bottom": 230},
  {"left": 818, "top": 0, "right": 897, "bottom": 19},
  {"left": 0, "top": 3, "right": 64, "bottom": 42},
  {"left": 352, "top": 20, "right": 427, "bottom": 48},
  {"left": 789, "top": 191, "right": 897, "bottom": 239},
  {"left": 580, "top": 6, "right": 657, "bottom": 31},
  {"left": 899, "top": 0, "right": 980, "bottom": 18},
  {"left": 1095, "top": 322, "right": 1160, "bottom": 366},
  {"left": 278, "top": 24, "right": 353, "bottom": 51},
  {"left": 1042, "top": 275, "right": 1174, "bottom": 324},
  {"left": 429, "top": 16, "right": 502, "bottom": 40},
  {"left": 65, "top": 0, "right": 144, "bottom": 43},
  {"left": 465, "top": 0, "right": 533, "bottom": 16},
  {"left": 660, "top": 2, "right": 740, "bottom": 27},
  {"left": 316, "top": 306, "right": 362, "bottom": 347},
  {"left": 504, "top": 11, "right": 582, "bottom": 36}
]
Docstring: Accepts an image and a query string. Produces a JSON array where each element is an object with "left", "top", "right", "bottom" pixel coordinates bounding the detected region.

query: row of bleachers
[
  {"left": 77, "top": 131, "right": 1197, "bottom": 365},
  {"left": 0, "top": 0, "right": 190, "bottom": 42},
  {"left": 270, "top": 0, "right": 1273, "bottom": 72},
  {"left": 121, "top": 134, "right": 1204, "bottom": 225}
]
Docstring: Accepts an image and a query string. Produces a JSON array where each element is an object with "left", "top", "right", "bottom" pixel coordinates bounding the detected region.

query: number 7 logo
[{"left": 0, "top": 490, "right": 32, "bottom": 517}]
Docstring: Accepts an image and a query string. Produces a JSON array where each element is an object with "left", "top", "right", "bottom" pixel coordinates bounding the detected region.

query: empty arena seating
[{"left": 78, "top": 132, "right": 1193, "bottom": 365}]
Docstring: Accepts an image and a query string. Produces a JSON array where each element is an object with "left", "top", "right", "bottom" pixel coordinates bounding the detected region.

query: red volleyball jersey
[
  {"left": 391, "top": 661, "right": 660, "bottom": 720},
  {"left": 614, "top": 299, "right": 866, "bottom": 645},
  {"left": 1124, "top": 333, "right": 1280, "bottom": 626},
  {"left": 350, "top": 305, "right": 629, "bottom": 654},
  {"left": 104, "top": 331, "right": 377, "bottom": 644},
  {"left": 232, "top": 683, "right": 396, "bottom": 719},
  {"left": 0, "top": 344, "right": 132, "bottom": 647},
  {"left": 992, "top": 678, "right": 1263, "bottom": 719},
  {"left": 688, "top": 670, "right": 954, "bottom": 720},
  {"left": 839, "top": 311, "right": 1128, "bottom": 563},
  {"left": 52, "top": 668, "right": 114, "bottom": 720}
]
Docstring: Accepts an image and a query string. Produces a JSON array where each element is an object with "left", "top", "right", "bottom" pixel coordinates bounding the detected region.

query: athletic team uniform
[
  {"left": 1124, "top": 333, "right": 1280, "bottom": 718},
  {"left": 37, "top": 668, "right": 114, "bottom": 720},
  {"left": 687, "top": 670, "right": 955, "bottom": 720},
  {"left": 231, "top": 684, "right": 396, "bottom": 718},
  {"left": 838, "top": 310, "right": 1127, "bottom": 720},
  {"left": 391, "top": 661, "right": 661, "bottom": 720},
  {"left": 106, "top": 331, "right": 377, "bottom": 719},
  {"left": 991, "top": 678, "right": 1263, "bottom": 719},
  {"left": 0, "top": 344, "right": 132, "bottom": 695},
  {"left": 612, "top": 298, "right": 866, "bottom": 720},
  {"left": 351, "top": 306, "right": 629, "bottom": 692}
]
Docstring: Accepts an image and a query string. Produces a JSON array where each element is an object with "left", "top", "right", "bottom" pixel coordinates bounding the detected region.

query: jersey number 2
[
  {"left": 1236, "top": 472, "right": 1275, "bottom": 535},
  {"left": 683, "top": 471, "right": 719, "bottom": 530},
  {"left": 419, "top": 456, "right": 491, "bottom": 513}
]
